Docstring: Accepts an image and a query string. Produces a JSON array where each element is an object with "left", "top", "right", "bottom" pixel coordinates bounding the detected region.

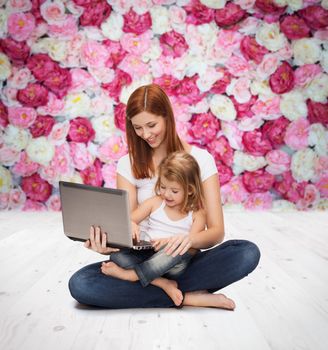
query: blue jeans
[
  {"left": 110, "top": 248, "right": 194, "bottom": 287},
  {"left": 69, "top": 239, "right": 260, "bottom": 309}
]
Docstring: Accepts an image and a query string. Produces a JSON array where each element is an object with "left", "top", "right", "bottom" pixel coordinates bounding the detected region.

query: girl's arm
[{"left": 131, "top": 196, "right": 160, "bottom": 224}]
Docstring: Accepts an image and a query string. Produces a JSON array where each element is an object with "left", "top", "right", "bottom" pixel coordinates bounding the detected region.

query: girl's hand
[
  {"left": 163, "top": 234, "right": 192, "bottom": 257},
  {"left": 151, "top": 238, "right": 170, "bottom": 251},
  {"left": 84, "top": 226, "right": 120, "bottom": 255},
  {"left": 131, "top": 221, "right": 140, "bottom": 242}
]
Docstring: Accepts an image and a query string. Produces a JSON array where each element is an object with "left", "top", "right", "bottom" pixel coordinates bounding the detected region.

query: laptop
[{"left": 59, "top": 181, "right": 153, "bottom": 250}]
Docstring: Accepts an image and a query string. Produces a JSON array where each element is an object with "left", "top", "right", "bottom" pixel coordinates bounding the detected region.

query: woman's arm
[{"left": 117, "top": 173, "right": 138, "bottom": 211}]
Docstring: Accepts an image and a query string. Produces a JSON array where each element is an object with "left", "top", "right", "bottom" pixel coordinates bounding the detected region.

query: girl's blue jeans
[
  {"left": 68, "top": 239, "right": 260, "bottom": 309},
  {"left": 110, "top": 247, "right": 194, "bottom": 287}
]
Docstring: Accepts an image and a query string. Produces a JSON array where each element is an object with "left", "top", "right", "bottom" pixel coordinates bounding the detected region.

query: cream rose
[
  {"left": 256, "top": 23, "right": 287, "bottom": 52},
  {"left": 92, "top": 115, "right": 116, "bottom": 144},
  {"left": 210, "top": 95, "right": 237, "bottom": 121},
  {"left": 142, "top": 38, "right": 162, "bottom": 63},
  {"left": 291, "top": 148, "right": 317, "bottom": 182},
  {"left": 0, "top": 9, "right": 8, "bottom": 38},
  {"left": 292, "top": 38, "right": 322, "bottom": 66},
  {"left": 280, "top": 90, "right": 307, "bottom": 121},
  {"left": 200, "top": 0, "right": 227, "bottom": 9},
  {"left": 150, "top": 6, "right": 171, "bottom": 35},
  {"left": 309, "top": 123, "right": 328, "bottom": 157},
  {"left": 3, "top": 125, "right": 29, "bottom": 151},
  {"left": 26, "top": 136, "right": 55, "bottom": 166},
  {"left": 64, "top": 92, "right": 92, "bottom": 119},
  {"left": 60, "top": 171, "right": 83, "bottom": 184},
  {"left": 251, "top": 80, "right": 276, "bottom": 100},
  {"left": 32, "top": 38, "right": 68, "bottom": 62},
  {"left": 0, "top": 53, "right": 11, "bottom": 81},
  {"left": 304, "top": 73, "right": 328, "bottom": 103},
  {"left": 101, "top": 12, "right": 123, "bottom": 41},
  {"left": 233, "top": 151, "right": 267, "bottom": 175},
  {"left": 274, "top": 0, "right": 303, "bottom": 11},
  {"left": 0, "top": 166, "right": 12, "bottom": 193}
]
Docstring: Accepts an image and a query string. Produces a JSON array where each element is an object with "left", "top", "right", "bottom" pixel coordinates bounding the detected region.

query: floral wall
[{"left": 0, "top": 0, "right": 328, "bottom": 211}]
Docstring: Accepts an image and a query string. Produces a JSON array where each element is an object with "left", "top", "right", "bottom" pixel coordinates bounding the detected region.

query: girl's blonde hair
[
  {"left": 155, "top": 151, "right": 205, "bottom": 213},
  {"left": 125, "top": 84, "right": 184, "bottom": 179}
]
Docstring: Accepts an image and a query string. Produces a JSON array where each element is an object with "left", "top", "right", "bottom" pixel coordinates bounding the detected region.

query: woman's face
[{"left": 130, "top": 111, "right": 167, "bottom": 149}]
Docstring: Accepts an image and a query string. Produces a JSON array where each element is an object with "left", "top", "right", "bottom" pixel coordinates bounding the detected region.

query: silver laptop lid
[{"left": 59, "top": 181, "right": 133, "bottom": 249}]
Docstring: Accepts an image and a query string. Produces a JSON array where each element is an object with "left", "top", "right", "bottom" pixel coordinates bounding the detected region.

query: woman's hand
[
  {"left": 84, "top": 226, "right": 120, "bottom": 255},
  {"left": 151, "top": 238, "right": 170, "bottom": 251},
  {"left": 160, "top": 234, "right": 193, "bottom": 257},
  {"left": 131, "top": 221, "right": 140, "bottom": 242}
]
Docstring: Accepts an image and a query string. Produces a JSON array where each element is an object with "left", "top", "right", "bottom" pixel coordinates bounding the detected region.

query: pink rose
[
  {"left": 208, "top": 136, "right": 234, "bottom": 167},
  {"left": 40, "top": 0, "right": 66, "bottom": 24},
  {"left": 114, "top": 103, "right": 126, "bottom": 132},
  {"left": 269, "top": 61, "right": 295, "bottom": 94},
  {"left": 216, "top": 162, "right": 234, "bottom": 186},
  {"left": 7, "top": 12, "right": 36, "bottom": 42},
  {"left": 232, "top": 95, "right": 257, "bottom": 120},
  {"left": 261, "top": 117, "right": 290, "bottom": 148},
  {"left": 314, "top": 156, "right": 328, "bottom": 179},
  {"left": 0, "top": 193, "right": 9, "bottom": 210},
  {"left": 46, "top": 194, "right": 61, "bottom": 211},
  {"left": 0, "top": 38, "right": 30, "bottom": 65},
  {"left": 251, "top": 96, "right": 281, "bottom": 119},
  {"left": 280, "top": 15, "right": 311, "bottom": 40},
  {"left": 123, "top": 9, "right": 152, "bottom": 35},
  {"left": 70, "top": 142, "right": 94, "bottom": 170},
  {"left": 316, "top": 175, "right": 328, "bottom": 198},
  {"left": 102, "top": 162, "right": 117, "bottom": 188},
  {"left": 37, "top": 92, "right": 65, "bottom": 117},
  {"left": 225, "top": 55, "right": 251, "bottom": 77},
  {"left": 103, "top": 69, "right": 132, "bottom": 101},
  {"left": 215, "top": 2, "right": 246, "bottom": 28},
  {"left": 121, "top": 31, "right": 152, "bottom": 56},
  {"left": 242, "top": 129, "right": 273, "bottom": 156},
  {"left": 175, "top": 76, "right": 205, "bottom": 105},
  {"left": 244, "top": 192, "right": 273, "bottom": 210},
  {"left": 21, "top": 172, "right": 52, "bottom": 202},
  {"left": 80, "top": 158, "right": 103, "bottom": 187},
  {"left": 240, "top": 36, "right": 268, "bottom": 64},
  {"left": 266, "top": 150, "right": 291, "bottom": 175},
  {"left": 16, "top": 83, "right": 49, "bottom": 108},
  {"left": 184, "top": 0, "right": 215, "bottom": 25},
  {"left": 307, "top": 100, "right": 328, "bottom": 127},
  {"left": 274, "top": 171, "right": 307, "bottom": 203},
  {"left": 79, "top": 1, "right": 111, "bottom": 27},
  {"left": 68, "top": 117, "right": 95, "bottom": 144},
  {"left": 220, "top": 176, "right": 249, "bottom": 204},
  {"left": 69, "top": 68, "right": 98, "bottom": 93},
  {"left": 98, "top": 135, "right": 128, "bottom": 162},
  {"left": 11, "top": 151, "right": 40, "bottom": 177},
  {"left": 284, "top": 118, "right": 309, "bottom": 151},
  {"left": 81, "top": 41, "right": 109, "bottom": 68},
  {"left": 160, "top": 31, "right": 188, "bottom": 58},
  {"left": 8, "top": 107, "right": 37, "bottom": 128},
  {"left": 43, "top": 66, "right": 72, "bottom": 99},
  {"left": 189, "top": 112, "right": 220, "bottom": 145},
  {"left": 296, "top": 184, "right": 320, "bottom": 210},
  {"left": 242, "top": 169, "right": 275, "bottom": 193},
  {"left": 103, "top": 40, "right": 128, "bottom": 69},
  {"left": 0, "top": 144, "right": 19, "bottom": 166},
  {"left": 48, "top": 15, "right": 78, "bottom": 38},
  {"left": 49, "top": 143, "right": 72, "bottom": 176},
  {"left": 23, "top": 199, "right": 47, "bottom": 211},
  {"left": 0, "top": 101, "right": 8, "bottom": 128},
  {"left": 29, "top": 115, "right": 55, "bottom": 138},
  {"left": 298, "top": 5, "right": 328, "bottom": 30},
  {"left": 210, "top": 68, "right": 233, "bottom": 94},
  {"left": 255, "top": 0, "right": 286, "bottom": 15},
  {"left": 27, "top": 53, "right": 57, "bottom": 82},
  {"left": 256, "top": 54, "right": 280, "bottom": 80},
  {"left": 7, "top": 67, "right": 31, "bottom": 89},
  {"left": 8, "top": 187, "right": 26, "bottom": 210},
  {"left": 118, "top": 54, "right": 149, "bottom": 80},
  {"left": 294, "top": 64, "right": 322, "bottom": 88},
  {"left": 153, "top": 75, "right": 181, "bottom": 96}
]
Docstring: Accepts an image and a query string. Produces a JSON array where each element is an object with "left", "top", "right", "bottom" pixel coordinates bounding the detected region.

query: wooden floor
[{"left": 0, "top": 210, "right": 327, "bottom": 350}]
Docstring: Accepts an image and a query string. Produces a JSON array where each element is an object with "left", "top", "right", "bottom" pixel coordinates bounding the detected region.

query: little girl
[{"left": 101, "top": 151, "right": 208, "bottom": 307}]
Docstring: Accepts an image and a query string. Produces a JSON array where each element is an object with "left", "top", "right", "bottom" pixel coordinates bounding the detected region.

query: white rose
[
  {"left": 226, "top": 77, "right": 251, "bottom": 104},
  {"left": 304, "top": 73, "right": 328, "bottom": 103},
  {"left": 238, "top": 115, "right": 264, "bottom": 132},
  {"left": 101, "top": 12, "right": 123, "bottom": 41},
  {"left": 280, "top": 90, "right": 307, "bottom": 121},
  {"left": 210, "top": 95, "right": 237, "bottom": 121},
  {"left": 271, "top": 199, "right": 296, "bottom": 212},
  {"left": 184, "top": 55, "right": 208, "bottom": 78},
  {"left": 3, "top": 125, "right": 29, "bottom": 151},
  {"left": 142, "top": 38, "right": 162, "bottom": 63},
  {"left": 0, "top": 9, "right": 8, "bottom": 38},
  {"left": 64, "top": 92, "right": 92, "bottom": 119},
  {"left": 32, "top": 38, "right": 68, "bottom": 62},
  {"left": 256, "top": 23, "right": 287, "bottom": 52},
  {"left": 200, "top": 0, "right": 227, "bottom": 8},
  {"left": 150, "top": 6, "right": 171, "bottom": 35},
  {"left": 233, "top": 151, "right": 267, "bottom": 175},
  {"left": 238, "top": 17, "right": 260, "bottom": 35},
  {"left": 322, "top": 0, "right": 328, "bottom": 10},
  {"left": 26, "top": 137, "right": 55, "bottom": 166},
  {"left": 0, "top": 166, "right": 12, "bottom": 193},
  {"left": 88, "top": 66, "right": 115, "bottom": 84},
  {"left": 40, "top": 0, "right": 66, "bottom": 25},
  {"left": 321, "top": 49, "right": 328, "bottom": 73},
  {"left": 286, "top": 0, "right": 303, "bottom": 11},
  {"left": 90, "top": 93, "right": 114, "bottom": 117},
  {"left": 292, "top": 38, "right": 322, "bottom": 66},
  {"left": 250, "top": 80, "right": 276, "bottom": 100},
  {"left": 291, "top": 148, "right": 317, "bottom": 182},
  {"left": 309, "top": 123, "right": 328, "bottom": 157},
  {"left": 133, "top": 0, "right": 153, "bottom": 15},
  {"left": 197, "top": 66, "right": 222, "bottom": 92},
  {"left": 169, "top": 5, "right": 187, "bottom": 34},
  {"left": 188, "top": 98, "right": 210, "bottom": 114},
  {"left": 110, "top": 0, "right": 133, "bottom": 14},
  {"left": 60, "top": 171, "right": 83, "bottom": 184},
  {"left": 0, "top": 53, "right": 11, "bottom": 81},
  {"left": 92, "top": 115, "right": 116, "bottom": 144},
  {"left": 120, "top": 75, "right": 152, "bottom": 104}
]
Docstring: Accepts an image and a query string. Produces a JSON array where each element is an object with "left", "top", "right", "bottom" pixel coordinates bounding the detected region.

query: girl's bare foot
[
  {"left": 159, "top": 279, "right": 183, "bottom": 307},
  {"left": 183, "top": 291, "right": 235, "bottom": 310},
  {"left": 101, "top": 261, "right": 138, "bottom": 281}
]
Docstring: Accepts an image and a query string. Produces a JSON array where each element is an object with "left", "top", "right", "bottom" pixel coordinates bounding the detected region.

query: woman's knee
[{"left": 241, "top": 241, "right": 261, "bottom": 273}]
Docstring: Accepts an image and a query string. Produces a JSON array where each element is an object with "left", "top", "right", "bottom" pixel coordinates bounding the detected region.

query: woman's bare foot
[
  {"left": 156, "top": 279, "right": 183, "bottom": 307},
  {"left": 183, "top": 291, "right": 235, "bottom": 310},
  {"left": 101, "top": 261, "right": 138, "bottom": 281}
]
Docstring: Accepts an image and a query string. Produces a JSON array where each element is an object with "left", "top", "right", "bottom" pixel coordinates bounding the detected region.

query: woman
[{"left": 68, "top": 84, "right": 260, "bottom": 309}]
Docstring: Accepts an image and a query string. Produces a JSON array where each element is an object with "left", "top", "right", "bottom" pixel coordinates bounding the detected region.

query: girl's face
[
  {"left": 130, "top": 111, "right": 166, "bottom": 149},
  {"left": 159, "top": 176, "right": 185, "bottom": 211}
]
